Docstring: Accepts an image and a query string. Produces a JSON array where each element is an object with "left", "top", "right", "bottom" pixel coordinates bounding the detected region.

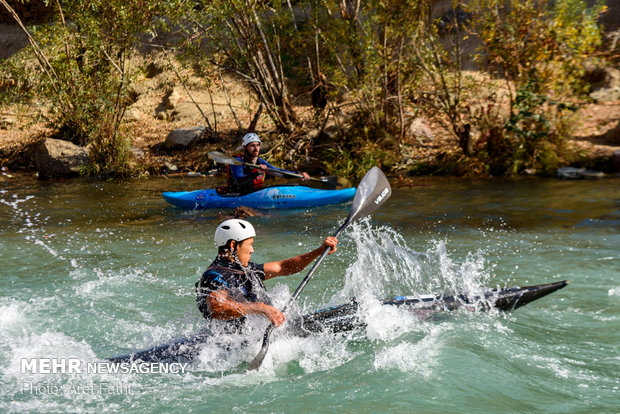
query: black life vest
[{"left": 195, "top": 261, "right": 268, "bottom": 320}]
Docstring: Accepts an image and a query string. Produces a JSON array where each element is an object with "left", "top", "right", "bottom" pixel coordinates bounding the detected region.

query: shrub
[
  {"left": 1, "top": 0, "right": 184, "bottom": 176},
  {"left": 467, "top": 0, "right": 604, "bottom": 175}
]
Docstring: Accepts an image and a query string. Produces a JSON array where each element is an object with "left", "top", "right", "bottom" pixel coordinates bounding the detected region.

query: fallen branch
[{"left": 0, "top": 0, "right": 59, "bottom": 92}]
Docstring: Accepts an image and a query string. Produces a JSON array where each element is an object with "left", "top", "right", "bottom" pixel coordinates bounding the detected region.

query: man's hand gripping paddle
[{"left": 246, "top": 166, "right": 392, "bottom": 371}]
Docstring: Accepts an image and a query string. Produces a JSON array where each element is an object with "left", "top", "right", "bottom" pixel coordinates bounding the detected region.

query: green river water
[{"left": 0, "top": 174, "right": 618, "bottom": 413}]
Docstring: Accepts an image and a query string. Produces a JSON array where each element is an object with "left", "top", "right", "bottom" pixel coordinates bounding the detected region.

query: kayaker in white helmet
[
  {"left": 195, "top": 219, "right": 337, "bottom": 328},
  {"left": 226, "top": 133, "right": 310, "bottom": 194}
]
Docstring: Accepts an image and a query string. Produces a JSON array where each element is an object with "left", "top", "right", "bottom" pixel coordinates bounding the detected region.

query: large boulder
[
  {"left": 584, "top": 61, "right": 620, "bottom": 102},
  {"left": 34, "top": 138, "right": 90, "bottom": 178},
  {"left": 164, "top": 126, "right": 205, "bottom": 149},
  {"left": 407, "top": 117, "right": 435, "bottom": 143}
]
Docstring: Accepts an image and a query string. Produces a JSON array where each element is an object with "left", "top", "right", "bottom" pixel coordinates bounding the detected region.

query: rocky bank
[{"left": 1, "top": 1, "right": 620, "bottom": 180}]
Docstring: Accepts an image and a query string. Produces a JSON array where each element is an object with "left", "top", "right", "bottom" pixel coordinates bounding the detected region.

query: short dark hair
[
  {"left": 218, "top": 240, "right": 233, "bottom": 255},
  {"left": 217, "top": 238, "right": 252, "bottom": 255}
]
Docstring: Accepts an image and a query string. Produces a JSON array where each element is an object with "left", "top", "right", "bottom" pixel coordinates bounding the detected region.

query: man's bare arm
[
  {"left": 263, "top": 237, "right": 338, "bottom": 279},
  {"left": 207, "top": 290, "right": 284, "bottom": 326}
]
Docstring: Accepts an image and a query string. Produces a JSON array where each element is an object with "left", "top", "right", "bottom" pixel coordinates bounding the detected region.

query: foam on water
[
  {"left": 237, "top": 219, "right": 498, "bottom": 376},
  {"left": 297, "top": 336, "right": 359, "bottom": 374},
  {"left": 2, "top": 177, "right": 617, "bottom": 412},
  {"left": 0, "top": 301, "right": 29, "bottom": 336},
  {"left": 0, "top": 297, "right": 202, "bottom": 412},
  {"left": 373, "top": 324, "right": 446, "bottom": 375}
]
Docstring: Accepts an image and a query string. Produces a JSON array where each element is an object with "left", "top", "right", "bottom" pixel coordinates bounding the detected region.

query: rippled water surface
[{"left": 1, "top": 175, "right": 618, "bottom": 413}]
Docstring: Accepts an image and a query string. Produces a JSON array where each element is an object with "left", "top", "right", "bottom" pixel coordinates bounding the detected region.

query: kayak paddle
[
  {"left": 246, "top": 166, "right": 392, "bottom": 371},
  {"left": 208, "top": 151, "right": 350, "bottom": 189}
]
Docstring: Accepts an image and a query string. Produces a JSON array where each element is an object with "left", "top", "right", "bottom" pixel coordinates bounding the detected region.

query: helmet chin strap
[
  {"left": 225, "top": 241, "right": 249, "bottom": 274},
  {"left": 222, "top": 240, "right": 264, "bottom": 300}
]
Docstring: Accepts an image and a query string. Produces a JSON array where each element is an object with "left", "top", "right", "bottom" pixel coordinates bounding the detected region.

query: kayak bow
[{"left": 300, "top": 280, "right": 569, "bottom": 334}]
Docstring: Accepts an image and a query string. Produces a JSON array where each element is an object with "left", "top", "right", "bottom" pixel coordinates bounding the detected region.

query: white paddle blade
[{"left": 347, "top": 166, "right": 391, "bottom": 223}]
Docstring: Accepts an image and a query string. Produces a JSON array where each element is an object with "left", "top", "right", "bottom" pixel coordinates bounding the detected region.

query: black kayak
[{"left": 109, "top": 280, "right": 568, "bottom": 364}]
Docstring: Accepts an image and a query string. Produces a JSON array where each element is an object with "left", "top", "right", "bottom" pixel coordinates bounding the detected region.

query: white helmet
[
  {"left": 214, "top": 219, "right": 256, "bottom": 247},
  {"left": 241, "top": 132, "right": 261, "bottom": 148}
]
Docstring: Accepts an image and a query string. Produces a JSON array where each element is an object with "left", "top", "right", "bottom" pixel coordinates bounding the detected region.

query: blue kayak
[{"left": 162, "top": 185, "right": 356, "bottom": 210}]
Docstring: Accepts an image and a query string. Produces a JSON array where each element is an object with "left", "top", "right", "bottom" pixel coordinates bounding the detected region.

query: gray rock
[
  {"left": 557, "top": 167, "right": 605, "bottom": 179},
  {"left": 164, "top": 126, "right": 205, "bottom": 149},
  {"left": 0, "top": 116, "right": 15, "bottom": 129},
  {"left": 124, "top": 107, "right": 142, "bottom": 122},
  {"left": 590, "top": 86, "right": 620, "bottom": 102},
  {"left": 35, "top": 138, "right": 90, "bottom": 178}
]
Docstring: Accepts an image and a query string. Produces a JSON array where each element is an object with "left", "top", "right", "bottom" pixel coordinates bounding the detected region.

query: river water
[{"left": 0, "top": 175, "right": 618, "bottom": 413}]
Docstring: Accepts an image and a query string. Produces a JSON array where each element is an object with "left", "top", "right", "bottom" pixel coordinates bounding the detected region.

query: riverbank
[
  {"left": 1, "top": 19, "right": 620, "bottom": 179},
  {"left": 2, "top": 93, "right": 618, "bottom": 180}
]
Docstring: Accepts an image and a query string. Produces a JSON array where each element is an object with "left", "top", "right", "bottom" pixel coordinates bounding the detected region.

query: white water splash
[
  {"left": 0, "top": 301, "right": 30, "bottom": 340},
  {"left": 3, "top": 332, "right": 98, "bottom": 380},
  {"left": 0, "top": 194, "right": 34, "bottom": 210},
  {"left": 246, "top": 220, "right": 497, "bottom": 374},
  {"left": 373, "top": 325, "right": 447, "bottom": 375},
  {"left": 363, "top": 296, "right": 420, "bottom": 341},
  {"left": 298, "top": 336, "right": 359, "bottom": 373},
  {"left": 0, "top": 194, "right": 64, "bottom": 260},
  {"left": 336, "top": 219, "right": 491, "bottom": 305}
]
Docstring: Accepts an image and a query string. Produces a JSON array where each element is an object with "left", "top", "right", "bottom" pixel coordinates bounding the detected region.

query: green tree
[
  {"left": 188, "top": 0, "right": 298, "bottom": 133},
  {"left": 1, "top": 0, "right": 186, "bottom": 176},
  {"left": 468, "top": 0, "right": 605, "bottom": 174},
  {"left": 309, "top": 0, "right": 430, "bottom": 177}
]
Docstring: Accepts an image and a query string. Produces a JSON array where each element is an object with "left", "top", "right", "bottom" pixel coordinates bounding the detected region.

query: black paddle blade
[
  {"left": 246, "top": 324, "right": 275, "bottom": 371},
  {"left": 346, "top": 166, "right": 391, "bottom": 225},
  {"left": 208, "top": 151, "right": 243, "bottom": 166}
]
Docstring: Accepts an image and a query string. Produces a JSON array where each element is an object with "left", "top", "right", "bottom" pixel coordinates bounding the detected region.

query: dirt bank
[{"left": 1, "top": 13, "right": 620, "bottom": 178}]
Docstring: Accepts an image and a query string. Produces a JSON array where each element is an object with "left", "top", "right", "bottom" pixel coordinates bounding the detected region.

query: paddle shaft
[
  {"left": 247, "top": 221, "right": 349, "bottom": 371},
  {"left": 245, "top": 166, "right": 391, "bottom": 371},
  {"left": 208, "top": 151, "right": 339, "bottom": 185},
  {"left": 288, "top": 223, "right": 348, "bottom": 307},
  {"left": 243, "top": 161, "right": 325, "bottom": 183}
]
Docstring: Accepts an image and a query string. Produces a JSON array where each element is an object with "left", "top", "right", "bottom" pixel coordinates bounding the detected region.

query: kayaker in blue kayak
[
  {"left": 195, "top": 219, "right": 337, "bottom": 328},
  {"left": 226, "top": 133, "right": 310, "bottom": 194}
]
